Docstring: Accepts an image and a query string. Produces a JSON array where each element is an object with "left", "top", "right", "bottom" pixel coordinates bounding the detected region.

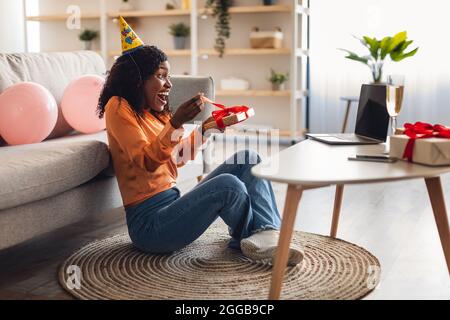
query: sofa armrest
[{"left": 169, "top": 76, "right": 215, "bottom": 123}]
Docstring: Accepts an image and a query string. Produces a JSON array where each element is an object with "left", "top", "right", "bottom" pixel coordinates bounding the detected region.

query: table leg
[
  {"left": 269, "top": 184, "right": 303, "bottom": 300},
  {"left": 341, "top": 100, "right": 352, "bottom": 133},
  {"left": 330, "top": 184, "right": 344, "bottom": 238},
  {"left": 424, "top": 176, "right": 450, "bottom": 275}
]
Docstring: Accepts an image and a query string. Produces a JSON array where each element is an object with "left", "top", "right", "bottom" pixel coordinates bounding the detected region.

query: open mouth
[{"left": 157, "top": 91, "right": 169, "bottom": 104}]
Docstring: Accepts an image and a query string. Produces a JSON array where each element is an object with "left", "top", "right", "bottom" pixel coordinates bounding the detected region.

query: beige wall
[{"left": 0, "top": 0, "right": 25, "bottom": 53}]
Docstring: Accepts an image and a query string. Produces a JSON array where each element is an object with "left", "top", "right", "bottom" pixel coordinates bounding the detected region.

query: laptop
[{"left": 306, "top": 84, "right": 390, "bottom": 145}]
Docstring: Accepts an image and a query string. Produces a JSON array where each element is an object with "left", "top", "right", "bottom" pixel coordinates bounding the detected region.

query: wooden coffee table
[{"left": 251, "top": 139, "right": 450, "bottom": 299}]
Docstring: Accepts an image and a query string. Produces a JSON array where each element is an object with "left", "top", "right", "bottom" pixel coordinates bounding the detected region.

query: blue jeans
[{"left": 125, "top": 150, "right": 281, "bottom": 253}]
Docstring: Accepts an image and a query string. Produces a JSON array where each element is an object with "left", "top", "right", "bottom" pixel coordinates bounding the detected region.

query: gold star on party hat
[{"left": 119, "top": 16, "right": 144, "bottom": 54}]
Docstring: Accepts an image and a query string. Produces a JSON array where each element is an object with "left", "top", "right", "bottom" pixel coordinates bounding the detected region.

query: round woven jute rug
[{"left": 59, "top": 222, "right": 380, "bottom": 300}]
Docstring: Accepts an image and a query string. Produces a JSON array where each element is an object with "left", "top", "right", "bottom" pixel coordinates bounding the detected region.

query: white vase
[
  {"left": 83, "top": 41, "right": 92, "bottom": 50},
  {"left": 173, "top": 37, "right": 187, "bottom": 50},
  {"left": 272, "top": 82, "right": 285, "bottom": 91}
]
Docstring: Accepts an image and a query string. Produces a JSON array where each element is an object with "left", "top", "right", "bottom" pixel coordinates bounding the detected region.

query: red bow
[
  {"left": 202, "top": 96, "right": 252, "bottom": 130},
  {"left": 402, "top": 122, "right": 450, "bottom": 161}
]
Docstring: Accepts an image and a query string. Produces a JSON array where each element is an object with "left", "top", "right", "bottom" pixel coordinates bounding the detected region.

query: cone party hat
[{"left": 119, "top": 16, "right": 144, "bottom": 54}]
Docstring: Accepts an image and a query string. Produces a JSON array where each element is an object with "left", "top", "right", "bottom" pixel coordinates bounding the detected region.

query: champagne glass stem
[{"left": 391, "top": 116, "right": 397, "bottom": 135}]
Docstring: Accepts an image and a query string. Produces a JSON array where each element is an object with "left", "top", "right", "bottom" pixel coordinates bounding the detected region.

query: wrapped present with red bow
[
  {"left": 389, "top": 122, "right": 450, "bottom": 166},
  {"left": 201, "top": 96, "right": 255, "bottom": 131}
]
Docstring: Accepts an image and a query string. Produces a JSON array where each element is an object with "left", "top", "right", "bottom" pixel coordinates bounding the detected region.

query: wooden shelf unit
[
  {"left": 108, "top": 48, "right": 290, "bottom": 57},
  {"left": 110, "top": 5, "right": 292, "bottom": 18},
  {"left": 228, "top": 4, "right": 292, "bottom": 14},
  {"left": 108, "top": 49, "right": 190, "bottom": 57},
  {"left": 216, "top": 90, "right": 307, "bottom": 98},
  {"left": 217, "top": 90, "right": 290, "bottom": 97},
  {"left": 199, "top": 48, "right": 290, "bottom": 56},
  {"left": 108, "top": 9, "right": 190, "bottom": 18},
  {"left": 25, "top": 0, "right": 309, "bottom": 138},
  {"left": 26, "top": 13, "right": 100, "bottom": 21},
  {"left": 27, "top": 4, "right": 299, "bottom": 21}
]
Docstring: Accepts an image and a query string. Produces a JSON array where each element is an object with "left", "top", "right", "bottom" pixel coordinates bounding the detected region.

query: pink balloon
[
  {"left": 0, "top": 82, "right": 57, "bottom": 145},
  {"left": 61, "top": 75, "right": 105, "bottom": 134}
]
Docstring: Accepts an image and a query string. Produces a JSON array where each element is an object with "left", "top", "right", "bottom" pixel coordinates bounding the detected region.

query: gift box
[
  {"left": 389, "top": 122, "right": 450, "bottom": 166},
  {"left": 203, "top": 108, "right": 255, "bottom": 131},
  {"left": 201, "top": 96, "right": 255, "bottom": 131},
  {"left": 395, "top": 125, "right": 450, "bottom": 135}
]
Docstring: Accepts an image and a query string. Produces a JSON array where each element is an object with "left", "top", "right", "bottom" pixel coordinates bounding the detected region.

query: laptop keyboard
[{"left": 331, "top": 134, "right": 374, "bottom": 142}]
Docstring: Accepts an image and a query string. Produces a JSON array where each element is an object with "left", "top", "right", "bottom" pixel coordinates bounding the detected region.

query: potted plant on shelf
[
  {"left": 204, "top": 0, "right": 233, "bottom": 58},
  {"left": 339, "top": 31, "right": 418, "bottom": 83},
  {"left": 169, "top": 22, "right": 190, "bottom": 50},
  {"left": 78, "top": 29, "right": 98, "bottom": 50},
  {"left": 269, "top": 69, "right": 288, "bottom": 91}
]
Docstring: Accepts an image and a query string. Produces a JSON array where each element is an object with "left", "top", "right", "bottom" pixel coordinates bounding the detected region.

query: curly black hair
[{"left": 97, "top": 45, "right": 169, "bottom": 119}]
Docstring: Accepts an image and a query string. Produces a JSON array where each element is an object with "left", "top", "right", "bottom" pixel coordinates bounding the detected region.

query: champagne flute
[{"left": 386, "top": 75, "right": 405, "bottom": 136}]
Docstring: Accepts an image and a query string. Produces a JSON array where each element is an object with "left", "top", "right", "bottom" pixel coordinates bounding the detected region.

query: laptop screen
[{"left": 354, "top": 84, "right": 390, "bottom": 141}]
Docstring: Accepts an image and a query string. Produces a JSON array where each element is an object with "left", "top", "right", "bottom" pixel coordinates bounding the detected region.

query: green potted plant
[
  {"left": 340, "top": 31, "right": 418, "bottom": 83},
  {"left": 169, "top": 22, "right": 190, "bottom": 50},
  {"left": 204, "top": 0, "right": 233, "bottom": 58},
  {"left": 78, "top": 29, "right": 98, "bottom": 50},
  {"left": 269, "top": 68, "right": 288, "bottom": 91}
]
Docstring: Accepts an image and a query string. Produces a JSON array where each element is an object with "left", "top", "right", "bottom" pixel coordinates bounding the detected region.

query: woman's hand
[{"left": 170, "top": 93, "right": 204, "bottom": 129}]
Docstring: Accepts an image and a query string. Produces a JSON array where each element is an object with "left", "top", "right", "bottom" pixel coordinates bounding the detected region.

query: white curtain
[
  {"left": 0, "top": 0, "right": 25, "bottom": 53},
  {"left": 309, "top": 0, "right": 450, "bottom": 133}
]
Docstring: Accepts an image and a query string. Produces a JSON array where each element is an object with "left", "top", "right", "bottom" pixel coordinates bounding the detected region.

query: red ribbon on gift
[
  {"left": 402, "top": 122, "right": 450, "bottom": 161},
  {"left": 202, "top": 96, "right": 252, "bottom": 130}
]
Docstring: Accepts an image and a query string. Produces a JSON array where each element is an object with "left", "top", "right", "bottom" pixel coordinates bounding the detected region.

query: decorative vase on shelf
[
  {"left": 79, "top": 29, "right": 97, "bottom": 50},
  {"left": 173, "top": 37, "right": 187, "bottom": 50},
  {"left": 271, "top": 82, "right": 285, "bottom": 91},
  {"left": 169, "top": 22, "right": 190, "bottom": 50},
  {"left": 83, "top": 41, "right": 92, "bottom": 50},
  {"left": 269, "top": 68, "right": 288, "bottom": 91}
]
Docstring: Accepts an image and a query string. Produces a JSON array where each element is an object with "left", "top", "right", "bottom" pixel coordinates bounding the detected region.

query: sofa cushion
[{"left": 0, "top": 138, "right": 110, "bottom": 211}]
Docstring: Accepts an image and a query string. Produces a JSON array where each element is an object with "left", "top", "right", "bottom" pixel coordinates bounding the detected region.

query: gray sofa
[{"left": 0, "top": 51, "right": 214, "bottom": 251}]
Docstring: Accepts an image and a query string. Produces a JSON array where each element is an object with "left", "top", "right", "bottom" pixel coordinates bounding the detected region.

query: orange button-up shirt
[{"left": 105, "top": 96, "right": 204, "bottom": 207}]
